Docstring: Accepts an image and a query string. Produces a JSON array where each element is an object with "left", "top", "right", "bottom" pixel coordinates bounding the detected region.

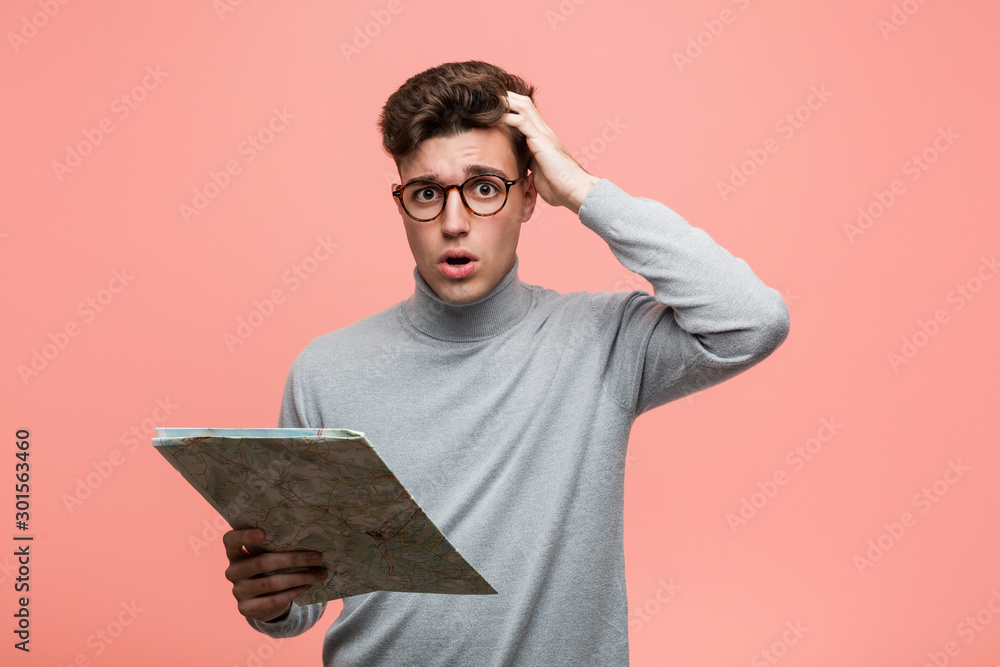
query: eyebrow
[{"left": 404, "top": 163, "right": 509, "bottom": 186}]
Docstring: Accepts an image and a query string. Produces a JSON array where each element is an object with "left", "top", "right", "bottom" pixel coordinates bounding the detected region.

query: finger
[
  {"left": 238, "top": 582, "right": 318, "bottom": 622},
  {"left": 502, "top": 111, "right": 527, "bottom": 129},
  {"left": 225, "top": 549, "right": 324, "bottom": 583},
  {"left": 223, "top": 528, "right": 264, "bottom": 561},
  {"left": 504, "top": 91, "right": 524, "bottom": 113},
  {"left": 502, "top": 110, "right": 546, "bottom": 142},
  {"left": 504, "top": 91, "right": 547, "bottom": 128},
  {"left": 232, "top": 566, "right": 328, "bottom": 601},
  {"left": 504, "top": 90, "right": 533, "bottom": 109},
  {"left": 502, "top": 111, "right": 556, "bottom": 152}
]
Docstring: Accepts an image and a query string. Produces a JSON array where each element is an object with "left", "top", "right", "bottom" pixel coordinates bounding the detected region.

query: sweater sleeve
[
  {"left": 246, "top": 600, "right": 326, "bottom": 638},
  {"left": 576, "top": 178, "right": 790, "bottom": 417},
  {"left": 243, "top": 355, "right": 329, "bottom": 637}
]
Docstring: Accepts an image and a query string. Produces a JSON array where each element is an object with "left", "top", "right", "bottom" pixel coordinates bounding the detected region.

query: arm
[
  {"left": 577, "top": 179, "right": 790, "bottom": 415},
  {"left": 502, "top": 91, "right": 789, "bottom": 416}
]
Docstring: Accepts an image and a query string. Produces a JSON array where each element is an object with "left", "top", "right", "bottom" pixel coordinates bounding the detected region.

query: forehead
[{"left": 400, "top": 126, "right": 516, "bottom": 183}]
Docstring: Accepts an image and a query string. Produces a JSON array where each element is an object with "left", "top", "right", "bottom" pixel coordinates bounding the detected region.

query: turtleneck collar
[{"left": 401, "top": 254, "right": 534, "bottom": 342}]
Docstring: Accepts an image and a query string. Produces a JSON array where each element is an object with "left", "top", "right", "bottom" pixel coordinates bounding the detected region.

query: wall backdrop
[{"left": 3, "top": 0, "right": 998, "bottom": 665}]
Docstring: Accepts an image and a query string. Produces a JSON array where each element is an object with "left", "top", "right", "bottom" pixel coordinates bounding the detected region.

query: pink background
[{"left": 4, "top": 1, "right": 999, "bottom": 665}]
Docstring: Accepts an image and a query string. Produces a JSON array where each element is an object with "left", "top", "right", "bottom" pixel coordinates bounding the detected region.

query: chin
[
  {"left": 444, "top": 288, "right": 481, "bottom": 306},
  {"left": 442, "top": 281, "right": 486, "bottom": 306}
]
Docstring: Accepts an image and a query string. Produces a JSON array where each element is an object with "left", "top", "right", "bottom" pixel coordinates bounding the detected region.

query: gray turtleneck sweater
[{"left": 247, "top": 178, "right": 790, "bottom": 665}]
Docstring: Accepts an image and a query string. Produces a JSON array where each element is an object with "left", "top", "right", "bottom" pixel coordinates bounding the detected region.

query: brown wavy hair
[{"left": 378, "top": 60, "right": 537, "bottom": 179}]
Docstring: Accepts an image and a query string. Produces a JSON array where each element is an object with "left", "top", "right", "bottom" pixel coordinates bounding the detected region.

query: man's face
[{"left": 393, "top": 126, "right": 536, "bottom": 305}]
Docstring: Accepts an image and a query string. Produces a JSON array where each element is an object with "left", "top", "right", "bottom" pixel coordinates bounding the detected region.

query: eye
[
  {"left": 415, "top": 186, "right": 440, "bottom": 201},
  {"left": 468, "top": 178, "right": 502, "bottom": 198}
]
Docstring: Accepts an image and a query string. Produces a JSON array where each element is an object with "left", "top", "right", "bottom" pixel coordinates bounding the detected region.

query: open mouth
[{"left": 445, "top": 257, "right": 471, "bottom": 265}]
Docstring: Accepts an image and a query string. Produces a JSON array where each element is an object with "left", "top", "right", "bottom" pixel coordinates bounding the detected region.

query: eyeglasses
[{"left": 392, "top": 173, "right": 521, "bottom": 222}]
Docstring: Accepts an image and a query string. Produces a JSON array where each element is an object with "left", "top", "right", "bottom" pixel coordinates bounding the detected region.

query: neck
[{"left": 401, "top": 255, "right": 533, "bottom": 341}]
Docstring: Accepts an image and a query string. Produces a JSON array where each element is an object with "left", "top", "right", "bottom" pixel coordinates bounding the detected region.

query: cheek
[
  {"left": 402, "top": 223, "right": 431, "bottom": 258},
  {"left": 501, "top": 218, "right": 522, "bottom": 242}
]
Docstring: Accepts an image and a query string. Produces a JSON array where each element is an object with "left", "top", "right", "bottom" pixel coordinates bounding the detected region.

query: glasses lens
[
  {"left": 402, "top": 175, "right": 508, "bottom": 219},
  {"left": 402, "top": 182, "right": 445, "bottom": 220},
  {"left": 462, "top": 175, "right": 507, "bottom": 215}
]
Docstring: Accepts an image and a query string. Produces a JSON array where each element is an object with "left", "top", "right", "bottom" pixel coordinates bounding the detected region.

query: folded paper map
[{"left": 153, "top": 427, "right": 496, "bottom": 604}]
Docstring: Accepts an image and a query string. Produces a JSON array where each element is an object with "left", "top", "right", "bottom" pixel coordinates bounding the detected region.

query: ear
[
  {"left": 519, "top": 171, "right": 537, "bottom": 223},
  {"left": 391, "top": 184, "right": 406, "bottom": 217}
]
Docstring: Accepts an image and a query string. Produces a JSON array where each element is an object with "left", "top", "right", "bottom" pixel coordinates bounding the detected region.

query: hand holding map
[
  {"left": 223, "top": 526, "right": 328, "bottom": 623},
  {"left": 153, "top": 428, "right": 497, "bottom": 606}
]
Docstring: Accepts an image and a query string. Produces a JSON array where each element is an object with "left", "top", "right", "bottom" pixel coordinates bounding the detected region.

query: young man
[{"left": 222, "top": 60, "right": 790, "bottom": 665}]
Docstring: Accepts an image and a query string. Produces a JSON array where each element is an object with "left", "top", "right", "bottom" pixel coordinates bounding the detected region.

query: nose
[{"left": 439, "top": 185, "right": 471, "bottom": 236}]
